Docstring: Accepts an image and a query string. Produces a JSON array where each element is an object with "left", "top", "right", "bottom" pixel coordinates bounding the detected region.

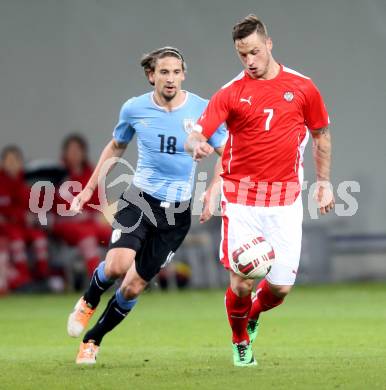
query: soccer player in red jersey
[{"left": 185, "top": 14, "right": 335, "bottom": 366}]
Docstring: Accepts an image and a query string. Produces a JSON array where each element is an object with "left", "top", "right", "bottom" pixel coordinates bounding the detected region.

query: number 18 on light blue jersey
[{"left": 113, "top": 91, "right": 227, "bottom": 202}]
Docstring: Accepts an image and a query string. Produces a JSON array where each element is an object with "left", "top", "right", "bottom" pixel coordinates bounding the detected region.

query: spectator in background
[
  {"left": 0, "top": 236, "right": 9, "bottom": 294},
  {"left": 52, "top": 134, "right": 111, "bottom": 278},
  {"left": 0, "top": 146, "right": 50, "bottom": 290}
]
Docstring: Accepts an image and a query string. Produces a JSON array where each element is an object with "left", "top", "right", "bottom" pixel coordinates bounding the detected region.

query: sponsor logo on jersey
[
  {"left": 240, "top": 96, "right": 252, "bottom": 106},
  {"left": 139, "top": 119, "right": 149, "bottom": 127},
  {"left": 284, "top": 91, "right": 294, "bottom": 102},
  {"left": 183, "top": 118, "right": 195, "bottom": 134},
  {"left": 111, "top": 229, "right": 122, "bottom": 244}
]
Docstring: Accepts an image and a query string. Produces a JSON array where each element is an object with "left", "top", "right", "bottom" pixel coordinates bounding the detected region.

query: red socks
[
  {"left": 225, "top": 279, "right": 286, "bottom": 343},
  {"left": 249, "top": 279, "right": 284, "bottom": 321},
  {"left": 225, "top": 287, "right": 252, "bottom": 343}
]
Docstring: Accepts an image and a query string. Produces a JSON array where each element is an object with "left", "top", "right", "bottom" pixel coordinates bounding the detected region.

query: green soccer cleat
[
  {"left": 247, "top": 319, "right": 259, "bottom": 344},
  {"left": 232, "top": 340, "right": 257, "bottom": 367}
]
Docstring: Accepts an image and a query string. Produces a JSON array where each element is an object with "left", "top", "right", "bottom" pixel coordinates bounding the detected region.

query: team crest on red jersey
[
  {"left": 284, "top": 91, "right": 294, "bottom": 102},
  {"left": 183, "top": 118, "right": 195, "bottom": 134}
]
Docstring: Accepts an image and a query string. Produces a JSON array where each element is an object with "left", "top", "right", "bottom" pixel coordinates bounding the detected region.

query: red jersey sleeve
[
  {"left": 196, "top": 87, "right": 231, "bottom": 139},
  {"left": 304, "top": 80, "right": 330, "bottom": 130}
]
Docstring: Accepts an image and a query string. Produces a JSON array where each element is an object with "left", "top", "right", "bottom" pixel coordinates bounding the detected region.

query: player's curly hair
[
  {"left": 232, "top": 14, "right": 268, "bottom": 41},
  {"left": 140, "top": 46, "right": 186, "bottom": 85}
]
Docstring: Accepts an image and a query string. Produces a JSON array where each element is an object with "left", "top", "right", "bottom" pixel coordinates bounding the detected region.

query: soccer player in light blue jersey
[{"left": 66, "top": 47, "right": 226, "bottom": 364}]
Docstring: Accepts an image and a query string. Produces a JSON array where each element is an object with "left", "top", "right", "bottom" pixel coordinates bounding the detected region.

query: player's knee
[
  {"left": 269, "top": 283, "right": 292, "bottom": 298},
  {"left": 104, "top": 249, "right": 135, "bottom": 279},
  {"left": 104, "top": 260, "right": 127, "bottom": 279},
  {"left": 120, "top": 278, "right": 147, "bottom": 299},
  {"left": 230, "top": 278, "right": 254, "bottom": 297}
]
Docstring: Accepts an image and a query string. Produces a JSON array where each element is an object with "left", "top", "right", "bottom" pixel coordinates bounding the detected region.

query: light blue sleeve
[
  {"left": 207, "top": 123, "right": 227, "bottom": 148},
  {"left": 112, "top": 99, "right": 135, "bottom": 143}
]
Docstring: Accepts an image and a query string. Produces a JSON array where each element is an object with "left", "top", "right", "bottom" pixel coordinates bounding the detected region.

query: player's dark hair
[
  {"left": 1, "top": 145, "right": 23, "bottom": 162},
  {"left": 140, "top": 46, "right": 186, "bottom": 85},
  {"left": 232, "top": 14, "right": 268, "bottom": 41},
  {"left": 61, "top": 133, "right": 89, "bottom": 168}
]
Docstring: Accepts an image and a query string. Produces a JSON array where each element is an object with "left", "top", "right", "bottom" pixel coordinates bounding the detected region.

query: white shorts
[{"left": 220, "top": 195, "right": 303, "bottom": 285}]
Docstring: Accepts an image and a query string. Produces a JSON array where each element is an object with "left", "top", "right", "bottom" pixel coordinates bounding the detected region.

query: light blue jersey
[{"left": 113, "top": 91, "right": 227, "bottom": 202}]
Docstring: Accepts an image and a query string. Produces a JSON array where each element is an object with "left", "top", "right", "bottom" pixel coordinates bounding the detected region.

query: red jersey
[
  {"left": 197, "top": 65, "right": 329, "bottom": 206},
  {"left": 0, "top": 170, "right": 30, "bottom": 225}
]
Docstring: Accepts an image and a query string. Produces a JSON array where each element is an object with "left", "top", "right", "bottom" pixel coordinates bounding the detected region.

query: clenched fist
[
  {"left": 70, "top": 187, "right": 94, "bottom": 214},
  {"left": 193, "top": 141, "right": 214, "bottom": 161}
]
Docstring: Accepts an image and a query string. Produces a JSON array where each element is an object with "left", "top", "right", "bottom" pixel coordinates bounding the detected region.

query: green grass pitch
[{"left": 0, "top": 284, "right": 386, "bottom": 389}]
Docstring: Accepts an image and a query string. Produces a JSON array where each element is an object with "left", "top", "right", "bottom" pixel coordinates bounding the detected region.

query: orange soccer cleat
[
  {"left": 76, "top": 340, "right": 99, "bottom": 364},
  {"left": 67, "top": 297, "right": 95, "bottom": 337}
]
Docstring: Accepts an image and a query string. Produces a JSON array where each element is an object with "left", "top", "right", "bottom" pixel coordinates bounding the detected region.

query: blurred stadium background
[{"left": 1, "top": 0, "right": 386, "bottom": 388}]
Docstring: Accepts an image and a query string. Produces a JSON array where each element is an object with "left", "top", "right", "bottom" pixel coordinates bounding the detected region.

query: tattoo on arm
[
  {"left": 312, "top": 127, "right": 332, "bottom": 181},
  {"left": 312, "top": 127, "right": 330, "bottom": 136}
]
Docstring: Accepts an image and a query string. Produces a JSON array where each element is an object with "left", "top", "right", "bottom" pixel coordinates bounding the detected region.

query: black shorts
[{"left": 108, "top": 185, "right": 191, "bottom": 281}]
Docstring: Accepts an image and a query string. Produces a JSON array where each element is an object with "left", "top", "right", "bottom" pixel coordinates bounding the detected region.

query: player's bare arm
[
  {"left": 184, "top": 130, "right": 214, "bottom": 161},
  {"left": 70, "top": 139, "right": 127, "bottom": 213},
  {"left": 311, "top": 127, "right": 335, "bottom": 215},
  {"left": 200, "top": 146, "right": 224, "bottom": 223}
]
